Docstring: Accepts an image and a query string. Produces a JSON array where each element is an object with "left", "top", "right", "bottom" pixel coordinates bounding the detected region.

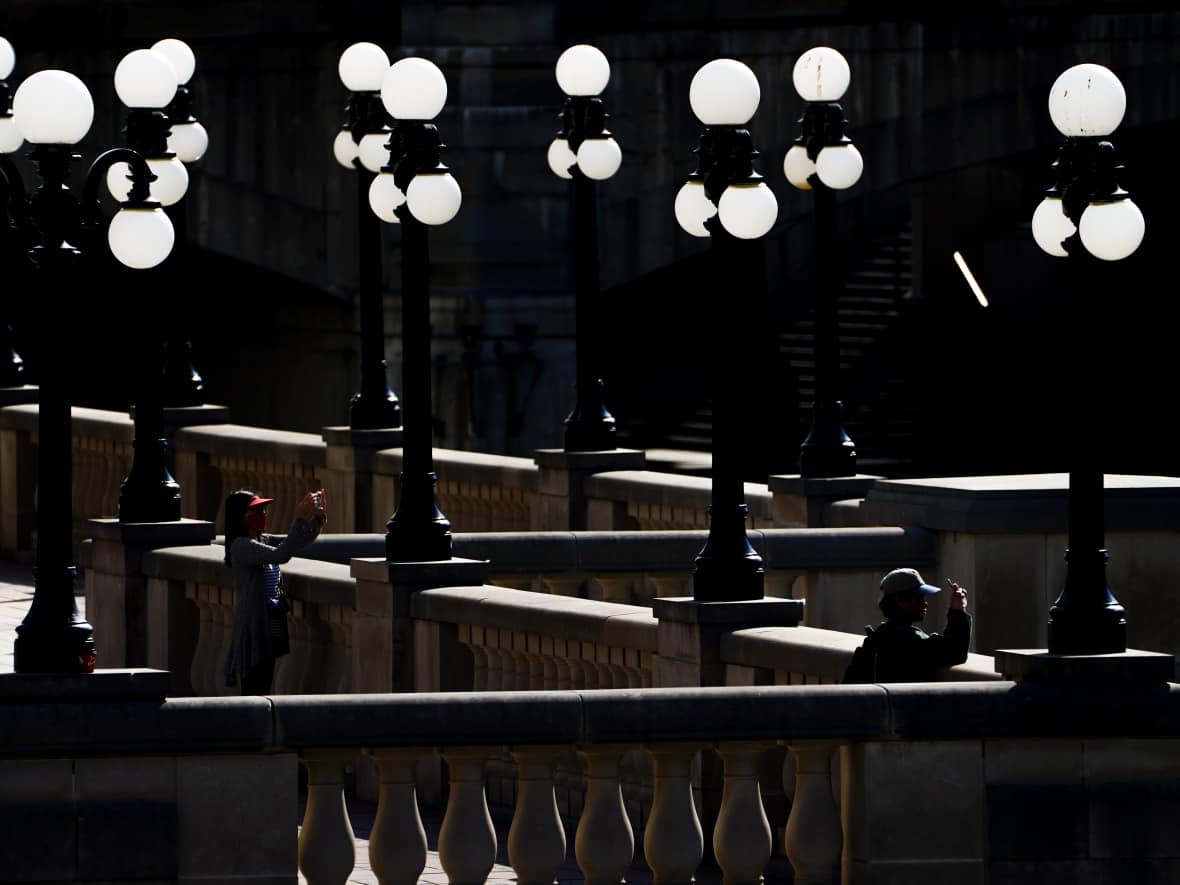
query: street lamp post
[
  {"left": 368, "top": 57, "right": 462, "bottom": 562},
  {"left": 153, "top": 37, "right": 209, "bottom": 407},
  {"left": 783, "top": 46, "right": 864, "bottom": 477},
  {"left": 108, "top": 47, "right": 189, "bottom": 523},
  {"left": 1030, "top": 63, "right": 1145, "bottom": 655},
  {"left": 333, "top": 41, "right": 401, "bottom": 429},
  {"left": 674, "top": 59, "right": 779, "bottom": 601},
  {"left": 4, "top": 69, "right": 175, "bottom": 672},
  {"left": 546, "top": 44, "right": 622, "bottom": 451}
]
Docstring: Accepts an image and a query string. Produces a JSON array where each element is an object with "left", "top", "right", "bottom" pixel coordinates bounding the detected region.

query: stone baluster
[
  {"left": 644, "top": 743, "right": 703, "bottom": 885},
  {"left": 368, "top": 749, "right": 430, "bottom": 885},
  {"left": 439, "top": 747, "right": 498, "bottom": 885},
  {"left": 188, "top": 590, "right": 213, "bottom": 695},
  {"left": 213, "top": 599, "right": 235, "bottom": 696},
  {"left": 298, "top": 751, "right": 356, "bottom": 885},
  {"left": 784, "top": 741, "right": 843, "bottom": 885},
  {"left": 509, "top": 746, "right": 567, "bottom": 885},
  {"left": 713, "top": 742, "right": 772, "bottom": 885},
  {"left": 575, "top": 746, "right": 635, "bottom": 885},
  {"left": 470, "top": 642, "right": 489, "bottom": 690}
]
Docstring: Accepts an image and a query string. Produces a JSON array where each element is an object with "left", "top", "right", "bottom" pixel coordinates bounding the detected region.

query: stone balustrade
[
  {"left": 583, "top": 469, "right": 775, "bottom": 531},
  {"left": 5, "top": 680, "right": 1180, "bottom": 884}
]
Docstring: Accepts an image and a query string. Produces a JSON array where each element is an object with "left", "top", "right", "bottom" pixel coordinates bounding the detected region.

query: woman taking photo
[{"left": 222, "top": 488, "right": 326, "bottom": 694}]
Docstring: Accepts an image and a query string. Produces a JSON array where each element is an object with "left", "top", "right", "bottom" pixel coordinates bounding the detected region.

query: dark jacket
[
  {"left": 222, "top": 515, "right": 322, "bottom": 685},
  {"left": 844, "top": 610, "right": 972, "bottom": 683}
]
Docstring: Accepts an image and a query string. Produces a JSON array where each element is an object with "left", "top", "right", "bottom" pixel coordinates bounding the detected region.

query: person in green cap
[{"left": 843, "top": 567, "right": 972, "bottom": 683}]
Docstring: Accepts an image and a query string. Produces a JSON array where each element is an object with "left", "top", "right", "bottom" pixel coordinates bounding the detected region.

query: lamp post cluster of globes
[
  {"left": 0, "top": 37, "right": 208, "bottom": 673},
  {"left": 3, "top": 28, "right": 1146, "bottom": 671}
]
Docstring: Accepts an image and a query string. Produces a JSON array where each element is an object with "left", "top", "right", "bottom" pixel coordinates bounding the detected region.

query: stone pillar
[
  {"left": 350, "top": 557, "right": 489, "bottom": 693},
  {"left": 533, "top": 448, "right": 645, "bottom": 531},
  {"left": 652, "top": 597, "right": 804, "bottom": 689},
  {"left": 321, "top": 426, "right": 404, "bottom": 533},
  {"left": 768, "top": 474, "right": 879, "bottom": 528},
  {"left": 84, "top": 518, "right": 216, "bottom": 681},
  {"left": 0, "top": 404, "right": 37, "bottom": 556}
]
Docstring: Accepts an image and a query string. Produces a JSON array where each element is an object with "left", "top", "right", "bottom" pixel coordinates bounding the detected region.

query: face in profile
[{"left": 245, "top": 506, "right": 268, "bottom": 537}]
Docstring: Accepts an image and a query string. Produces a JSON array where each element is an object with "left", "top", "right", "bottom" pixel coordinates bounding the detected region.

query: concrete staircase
[{"left": 779, "top": 226, "right": 924, "bottom": 476}]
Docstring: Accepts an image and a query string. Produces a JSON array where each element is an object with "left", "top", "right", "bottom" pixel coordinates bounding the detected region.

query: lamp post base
[
  {"left": 692, "top": 504, "right": 765, "bottom": 603},
  {"left": 1047, "top": 606, "right": 1127, "bottom": 656},
  {"left": 799, "top": 401, "right": 857, "bottom": 478},
  {"left": 349, "top": 392, "right": 401, "bottom": 431}
]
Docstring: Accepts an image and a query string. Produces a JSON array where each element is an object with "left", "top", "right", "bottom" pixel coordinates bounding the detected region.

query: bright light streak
[{"left": 952, "top": 250, "right": 989, "bottom": 307}]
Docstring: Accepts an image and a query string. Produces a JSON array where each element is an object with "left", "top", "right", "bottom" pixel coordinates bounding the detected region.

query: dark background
[{"left": 2, "top": 1, "right": 1178, "bottom": 480}]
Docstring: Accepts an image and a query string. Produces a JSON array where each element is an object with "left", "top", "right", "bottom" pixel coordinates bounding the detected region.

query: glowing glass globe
[
  {"left": 107, "top": 157, "right": 189, "bottom": 207},
  {"left": 382, "top": 57, "right": 447, "bottom": 121},
  {"left": 1031, "top": 197, "right": 1075, "bottom": 258},
  {"left": 339, "top": 42, "right": 390, "bottom": 92},
  {"left": 406, "top": 172, "right": 462, "bottom": 225},
  {"left": 689, "top": 59, "right": 760, "bottom": 126},
  {"left": 815, "top": 144, "right": 863, "bottom": 190},
  {"left": 783, "top": 145, "right": 815, "bottom": 190},
  {"left": 547, "top": 138, "right": 576, "bottom": 179},
  {"left": 555, "top": 44, "right": 610, "bottom": 97},
  {"left": 792, "top": 46, "right": 851, "bottom": 102},
  {"left": 674, "top": 180, "right": 714, "bottom": 238},
  {"left": 108, "top": 207, "right": 175, "bottom": 269},
  {"left": 1048, "top": 63, "right": 1126, "bottom": 137},
  {"left": 368, "top": 172, "right": 405, "bottom": 223},
  {"left": 151, "top": 38, "right": 196, "bottom": 85},
  {"left": 13, "top": 70, "right": 94, "bottom": 145},
  {"left": 1078, "top": 200, "right": 1144, "bottom": 261},
  {"left": 718, "top": 182, "right": 778, "bottom": 239},
  {"left": 168, "top": 121, "right": 209, "bottom": 163},
  {"left": 114, "top": 49, "right": 178, "bottom": 109},
  {"left": 576, "top": 137, "right": 621, "bottom": 180}
]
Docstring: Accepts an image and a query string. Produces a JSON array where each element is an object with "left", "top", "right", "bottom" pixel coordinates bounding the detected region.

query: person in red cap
[
  {"left": 843, "top": 567, "right": 971, "bottom": 683},
  {"left": 222, "top": 487, "right": 326, "bottom": 694}
]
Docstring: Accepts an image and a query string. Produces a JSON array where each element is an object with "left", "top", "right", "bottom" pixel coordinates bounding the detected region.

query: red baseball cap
[{"left": 246, "top": 495, "right": 274, "bottom": 510}]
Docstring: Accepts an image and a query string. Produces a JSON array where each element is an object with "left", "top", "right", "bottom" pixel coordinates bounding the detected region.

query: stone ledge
[
  {"left": 350, "top": 556, "right": 490, "bottom": 590},
  {"left": 0, "top": 669, "right": 169, "bottom": 702},
  {"left": 995, "top": 648, "right": 1176, "bottom": 683},
  {"left": 654, "top": 596, "right": 804, "bottom": 627},
  {"left": 321, "top": 425, "right": 404, "bottom": 448},
  {"left": 87, "top": 518, "right": 216, "bottom": 547},
  {"left": 0, "top": 385, "right": 37, "bottom": 406},
  {"left": 533, "top": 448, "right": 647, "bottom": 472},
  {"left": 768, "top": 473, "right": 882, "bottom": 499}
]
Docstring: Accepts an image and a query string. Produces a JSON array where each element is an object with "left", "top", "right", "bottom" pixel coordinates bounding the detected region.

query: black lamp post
[
  {"left": 783, "top": 47, "right": 864, "bottom": 478},
  {"left": 367, "top": 57, "right": 462, "bottom": 562},
  {"left": 673, "top": 59, "right": 780, "bottom": 602},
  {"left": 333, "top": 41, "right": 400, "bottom": 429},
  {"left": 154, "top": 37, "right": 209, "bottom": 407},
  {"left": 4, "top": 68, "right": 176, "bottom": 673},
  {"left": 546, "top": 44, "right": 623, "bottom": 451},
  {"left": 109, "top": 47, "right": 190, "bottom": 523},
  {"left": 1030, "top": 63, "right": 1145, "bottom": 655}
]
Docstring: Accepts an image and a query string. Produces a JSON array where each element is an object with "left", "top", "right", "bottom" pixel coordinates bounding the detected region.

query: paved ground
[{"left": 1, "top": 558, "right": 790, "bottom": 885}]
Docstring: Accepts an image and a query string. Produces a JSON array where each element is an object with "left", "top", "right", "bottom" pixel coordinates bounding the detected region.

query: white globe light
[
  {"left": 108, "top": 207, "right": 175, "bottom": 269},
  {"left": 333, "top": 129, "right": 359, "bottom": 169},
  {"left": 406, "top": 172, "right": 462, "bottom": 225},
  {"left": 368, "top": 172, "right": 405, "bottom": 223},
  {"left": 718, "top": 182, "right": 778, "bottom": 239},
  {"left": 0, "top": 37, "right": 14, "bottom": 81},
  {"left": 815, "top": 143, "right": 863, "bottom": 190},
  {"left": 13, "top": 70, "right": 94, "bottom": 144},
  {"left": 1078, "top": 199, "right": 1145, "bottom": 261},
  {"left": 792, "top": 46, "right": 851, "bottom": 102},
  {"left": 151, "top": 38, "right": 196, "bottom": 85},
  {"left": 689, "top": 59, "right": 760, "bottom": 126},
  {"left": 1031, "top": 197, "right": 1075, "bottom": 258},
  {"left": 357, "top": 131, "right": 391, "bottom": 172},
  {"left": 381, "top": 57, "right": 447, "bottom": 121},
  {"left": 1048, "top": 63, "right": 1126, "bottom": 137},
  {"left": 107, "top": 157, "right": 189, "bottom": 206},
  {"left": 547, "top": 137, "right": 576, "bottom": 179},
  {"left": 674, "top": 180, "right": 714, "bottom": 238},
  {"left": 168, "top": 121, "right": 209, "bottom": 163},
  {"left": 0, "top": 117, "right": 22, "bottom": 154},
  {"left": 339, "top": 42, "right": 390, "bottom": 92},
  {"left": 555, "top": 44, "right": 610, "bottom": 96},
  {"left": 576, "top": 137, "right": 621, "bottom": 180},
  {"left": 114, "top": 49, "right": 178, "bottom": 109},
  {"left": 783, "top": 145, "right": 815, "bottom": 190}
]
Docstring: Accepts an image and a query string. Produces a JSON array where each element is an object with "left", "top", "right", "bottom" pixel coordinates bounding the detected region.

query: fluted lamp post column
[
  {"left": 368, "top": 57, "right": 462, "bottom": 562},
  {"left": 546, "top": 44, "right": 622, "bottom": 451},
  {"left": 1030, "top": 63, "right": 1145, "bottom": 655},
  {"left": 783, "top": 47, "right": 864, "bottom": 477},
  {"left": 334, "top": 41, "right": 401, "bottom": 429},
  {"left": 673, "top": 59, "right": 778, "bottom": 601},
  {"left": 107, "top": 47, "right": 189, "bottom": 523},
  {"left": 150, "top": 37, "right": 210, "bottom": 406},
  {"left": 7, "top": 69, "right": 175, "bottom": 672}
]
